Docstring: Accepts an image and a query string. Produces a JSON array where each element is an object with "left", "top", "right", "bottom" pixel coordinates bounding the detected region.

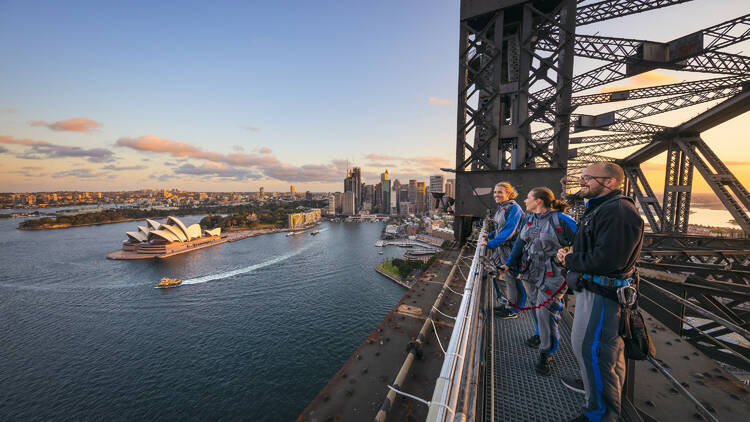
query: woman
[
  {"left": 501, "top": 187, "right": 577, "bottom": 376},
  {"left": 483, "top": 182, "right": 524, "bottom": 319}
]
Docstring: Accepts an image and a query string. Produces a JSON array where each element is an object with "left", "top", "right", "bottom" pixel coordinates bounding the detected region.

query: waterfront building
[
  {"left": 342, "top": 191, "right": 355, "bottom": 215},
  {"left": 327, "top": 195, "right": 336, "bottom": 215},
  {"left": 121, "top": 216, "right": 222, "bottom": 257},
  {"left": 430, "top": 175, "right": 444, "bottom": 193},
  {"left": 288, "top": 209, "right": 322, "bottom": 229},
  {"left": 334, "top": 192, "right": 343, "bottom": 213}
]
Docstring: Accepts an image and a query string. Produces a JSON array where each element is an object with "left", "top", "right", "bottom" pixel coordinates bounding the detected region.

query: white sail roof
[
  {"left": 167, "top": 216, "right": 192, "bottom": 240},
  {"left": 146, "top": 219, "right": 161, "bottom": 230},
  {"left": 126, "top": 231, "right": 148, "bottom": 243},
  {"left": 148, "top": 229, "right": 181, "bottom": 243},
  {"left": 204, "top": 228, "right": 221, "bottom": 237},
  {"left": 162, "top": 224, "right": 188, "bottom": 242},
  {"left": 187, "top": 224, "right": 202, "bottom": 239}
]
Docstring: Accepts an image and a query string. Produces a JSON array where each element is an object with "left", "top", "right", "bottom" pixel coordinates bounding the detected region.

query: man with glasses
[{"left": 557, "top": 162, "right": 644, "bottom": 422}]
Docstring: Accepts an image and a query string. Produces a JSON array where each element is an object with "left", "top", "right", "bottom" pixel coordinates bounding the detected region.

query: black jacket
[{"left": 565, "top": 190, "right": 644, "bottom": 279}]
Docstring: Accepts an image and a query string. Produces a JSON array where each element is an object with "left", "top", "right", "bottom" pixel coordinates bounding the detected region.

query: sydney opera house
[{"left": 116, "top": 216, "right": 223, "bottom": 258}]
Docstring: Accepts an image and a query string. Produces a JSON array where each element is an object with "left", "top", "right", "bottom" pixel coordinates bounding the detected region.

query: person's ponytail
[{"left": 551, "top": 199, "right": 569, "bottom": 213}]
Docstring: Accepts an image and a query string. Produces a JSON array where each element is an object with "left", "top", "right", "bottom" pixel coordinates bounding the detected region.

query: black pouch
[{"left": 620, "top": 307, "right": 656, "bottom": 360}]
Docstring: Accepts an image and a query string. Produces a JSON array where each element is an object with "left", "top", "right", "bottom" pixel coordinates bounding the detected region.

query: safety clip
[{"left": 617, "top": 285, "right": 637, "bottom": 307}]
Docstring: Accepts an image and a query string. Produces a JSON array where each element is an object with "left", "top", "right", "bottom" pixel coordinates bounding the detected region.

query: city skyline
[{"left": 2, "top": 1, "right": 749, "bottom": 194}]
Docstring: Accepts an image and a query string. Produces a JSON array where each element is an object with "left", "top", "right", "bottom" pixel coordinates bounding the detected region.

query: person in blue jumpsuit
[
  {"left": 501, "top": 187, "right": 577, "bottom": 375},
  {"left": 482, "top": 182, "right": 524, "bottom": 319},
  {"left": 558, "top": 162, "right": 644, "bottom": 422}
]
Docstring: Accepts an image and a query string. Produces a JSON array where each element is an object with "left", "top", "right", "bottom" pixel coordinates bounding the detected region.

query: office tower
[
  {"left": 259, "top": 187, "right": 265, "bottom": 197},
  {"left": 290, "top": 185, "right": 295, "bottom": 196},
  {"left": 342, "top": 191, "right": 355, "bottom": 215},
  {"left": 351, "top": 167, "right": 361, "bottom": 212},
  {"left": 334, "top": 192, "right": 343, "bottom": 213},
  {"left": 408, "top": 180, "right": 417, "bottom": 204},
  {"left": 305, "top": 191, "right": 312, "bottom": 200},
  {"left": 327, "top": 195, "right": 336, "bottom": 215},
  {"left": 445, "top": 179, "right": 455, "bottom": 198},
  {"left": 430, "top": 175, "right": 444, "bottom": 193},
  {"left": 416, "top": 182, "right": 426, "bottom": 214}
]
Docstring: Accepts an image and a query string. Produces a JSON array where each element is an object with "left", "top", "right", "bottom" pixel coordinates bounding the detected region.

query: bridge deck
[{"left": 492, "top": 307, "right": 584, "bottom": 421}]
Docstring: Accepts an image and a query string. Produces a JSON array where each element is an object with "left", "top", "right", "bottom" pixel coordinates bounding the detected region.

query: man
[{"left": 557, "top": 162, "right": 644, "bottom": 422}]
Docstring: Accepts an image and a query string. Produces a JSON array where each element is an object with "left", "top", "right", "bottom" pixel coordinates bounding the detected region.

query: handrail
[{"left": 427, "top": 220, "right": 488, "bottom": 421}]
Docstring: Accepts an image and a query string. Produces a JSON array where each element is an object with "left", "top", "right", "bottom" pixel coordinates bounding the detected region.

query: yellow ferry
[{"left": 155, "top": 277, "right": 182, "bottom": 288}]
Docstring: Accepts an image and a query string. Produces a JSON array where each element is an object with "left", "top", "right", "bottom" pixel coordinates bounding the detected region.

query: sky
[{"left": 1, "top": 0, "right": 749, "bottom": 194}]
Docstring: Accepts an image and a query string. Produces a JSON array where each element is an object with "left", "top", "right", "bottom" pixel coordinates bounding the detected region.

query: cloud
[
  {"left": 22, "top": 166, "right": 43, "bottom": 170},
  {"left": 598, "top": 70, "right": 682, "bottom": 93},
  {"left": 150, "top": 174, "right": 177, "bottom": 182},
  {"left": 115, "top": 135, "right": 279, "bottom": 168},
  {"left": 0, "top": 146, "right": 8, "bottom": 154},
  {"left": 232, "top": 145, "right": 245, "bottom": 152},
  {"left": 29, "top": 117, "right": 102, "bottom": 133},
  {"left": 365, "top": 153, "right": 398, "bottom": 161},
  {"left": 102, "top": 164, "right": 147, "bottom": 171},
  {"left": 51, "top": 169, "right": 106, "bottom": 178},
  {"left": 174, "top": 162, "right": 262, "bottom": 180},
  {"left": 429, "top": 97, "right": 452, "bottom": 105},
  {"left": 3, "top": 107, "right": 17, "bottom": 114},
  {"left": 1, "top": 135, "right": 115, "bottom": 162},
  {"left": 259, "top": 146, "right": 272, "bottom": 154},
  {"left": 245, "top": 126, "right": 260, "bottom": 132}
]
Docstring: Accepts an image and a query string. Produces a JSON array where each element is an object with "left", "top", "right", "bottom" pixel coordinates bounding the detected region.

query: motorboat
[{"left": 155, "top": 277, "right": 182, "bottom": 288}]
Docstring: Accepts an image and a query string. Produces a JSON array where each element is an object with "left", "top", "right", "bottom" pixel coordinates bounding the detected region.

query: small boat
[
  {"left": 286, "top": 231, "right": 304, "bottom": 237},
  {"left": 310, "top": 230, "right": 320, "bottom": 235},
  {"left": 155, "top": 277, "right": 182, "bottom": 288}
]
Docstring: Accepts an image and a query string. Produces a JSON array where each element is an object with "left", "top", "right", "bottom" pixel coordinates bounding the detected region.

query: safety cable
[
  {"left": 445, "top": 284, "right": 464, "bottom": 296},
  {"left": 639, "top": 293, "right": 750, "bottom": 367},
  {"left": 431, "top": 318, "right": 448, "bottom": 354},
  {"left": 432, "top": 305, "right": 457, "bottom": 320},
  {"left": 386, "top": 385, "right": 455, "bottom": 415}
]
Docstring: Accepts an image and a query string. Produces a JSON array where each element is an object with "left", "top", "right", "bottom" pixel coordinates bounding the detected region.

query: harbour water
[{"left": 0, "top": 218, "right": 406, "bottom": 421}]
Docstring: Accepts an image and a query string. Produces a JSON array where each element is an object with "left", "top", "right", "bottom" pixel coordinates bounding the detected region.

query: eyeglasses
[{"left": 580, "top": 175, "right": 613, "bottom": 183}]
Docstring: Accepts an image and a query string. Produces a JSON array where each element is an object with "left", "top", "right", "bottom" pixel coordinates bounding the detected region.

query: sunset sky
[{"left": 1, "top": 0, "right": 749, "bottom": 193}]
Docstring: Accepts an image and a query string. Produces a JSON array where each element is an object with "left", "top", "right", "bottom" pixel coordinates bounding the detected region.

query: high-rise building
[
  {"left": 375, "top": 182, "right": 383, "bottom": 212},
  {"left": 430, "top": 175, "right": 444, "bottom": 193},
  {"left": 342, "top": 191, "right": 355, "bottom": 215},
  {"left": 380, "top": 170, "right": 391, "bottom": 215},
  {"left": 290, "top": 185, "right": 295, "bottom": 196},
  {"left": 327, "top": 195, "right": 336, "bottom": 215},
  {"left": 259, "top": 187, "right": 265, "bottom": 197},
  {"left": 416, "top": 182, "right": 426, "bottom": 214},
  {"left": 305, "top": 191, "right": 312, "bottom": 200},
  {"left": 445, "top": 179, "right": 455, "bottom": 198},
  {"left": 334, "top": 192, "right": 343, "bottom": 213},
  {"left": 408, "top": 180, "right": 417, "bottom": 204}
]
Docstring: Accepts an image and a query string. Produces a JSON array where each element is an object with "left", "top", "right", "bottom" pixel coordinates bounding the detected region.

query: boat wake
[{"left": 182, "top": 244, "right": 312, "bottom": 285}]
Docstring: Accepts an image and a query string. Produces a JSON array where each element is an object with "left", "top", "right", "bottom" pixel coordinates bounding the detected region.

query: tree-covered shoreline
[{"left": 18, "top": 200, "right": 326, "bottom": 230}]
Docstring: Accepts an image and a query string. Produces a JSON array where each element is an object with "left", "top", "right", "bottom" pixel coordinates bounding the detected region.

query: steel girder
[
  {"left": 624, "top": 165, "right": 663, "bottom": 231},
  {"left": 661, "top": 142, "right": 694, "bottom": 233},
  {"left": 575, "top": 0, "right": 693, "bottom": 25}
]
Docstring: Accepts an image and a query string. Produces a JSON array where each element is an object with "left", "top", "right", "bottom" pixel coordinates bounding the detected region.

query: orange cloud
[
  {"left": 259, "top": 147, "right": 272, "bottom": 154},
  {"left": 365, "top": 153, "right": 398, "bottom": 161},
  {"left": 115, "top": 135, "right": 280, "bottom": 168},
  {"left": 428, "top": 97, "right": 452, "bottom": 105},
  {"left": 597, "top": 70, "right": 681, "bottom": 94},
  {"left": 29, "top": 117, "right": 102, "bottom": 133},
  {"left": 245, "top": 126, "right": 260, "bottom": 132},
  {"left": 3, "top": 107, "right": 18, "bottom": 113}
]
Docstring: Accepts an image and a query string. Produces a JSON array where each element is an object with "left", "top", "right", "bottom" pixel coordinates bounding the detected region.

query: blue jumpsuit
[
  {"left": 506, "top": 211, "right": 577, "bottom": 356},
  {"left": 486, "top": 200, "right": 524, "bottom": 311}
]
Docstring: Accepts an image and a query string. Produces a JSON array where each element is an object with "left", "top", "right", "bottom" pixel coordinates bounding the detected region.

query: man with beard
[{"left": 557, "top": 162, "right": 644, "bottom": 422}]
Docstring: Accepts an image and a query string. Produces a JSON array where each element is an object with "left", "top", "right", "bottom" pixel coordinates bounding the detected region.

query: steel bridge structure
[{"left": 436, "top": 0, "right": 750, "bottom": 421}]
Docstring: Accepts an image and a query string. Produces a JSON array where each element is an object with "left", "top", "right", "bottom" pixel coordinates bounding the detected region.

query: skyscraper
[
  {"left": 290, "top": 185, "right": 295, "bottom": 196},
  {"left": 416, "top": 182, "right": 426, "bottom": 214},
  {"left": 381, "top": 170, "right": 391, "bottom": 215},
  {"left": 445, "top": 179, "right": 455, "bottom": 198},
  {"left": 429, "top": 175, "right": 444, "bottom": 193},
  {"left": 342, "top": 191, "right": 355, "bottom": 215},
  {"left": 259, "top": 187, "right": 265, "bottom": 198},
  {"left": 408, "top": 180, "right": 417, "bottom": 204}
]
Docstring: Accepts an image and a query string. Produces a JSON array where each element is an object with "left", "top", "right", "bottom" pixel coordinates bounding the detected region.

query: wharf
[
  {"left": 298, "top": 247, "right": 465, "bottom": 422},
  {"left": 375, "top": 264, "right": 414, "bottom": 289}
]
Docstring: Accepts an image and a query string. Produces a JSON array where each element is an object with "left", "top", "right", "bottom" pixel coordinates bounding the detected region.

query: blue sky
[{"left": 1, "top": 0, "right": 749, "bottom": 192}]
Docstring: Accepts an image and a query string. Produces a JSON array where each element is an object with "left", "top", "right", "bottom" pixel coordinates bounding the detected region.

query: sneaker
[
  {"left": 535, "top": 353, "right": 553, "bottom": 376},
  {"left": 561, "top": 376, "right": 585, "bottom": 395},
  {"left": 566, "top": 415, "right": 589, "bottom": 422},
  {"left": 526, "top": 334, "right": 540, "bottom": 348},
  {"left": 494, "top": 307, "right": 519, "bottom": 319}
]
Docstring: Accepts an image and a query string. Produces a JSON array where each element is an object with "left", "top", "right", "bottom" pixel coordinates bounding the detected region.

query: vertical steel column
[
  {"left": 624, "top": 166, "right": 663, "bottom": 232},
  {"left": 662, "top": 141, "right": 694, "bottom": 233}
]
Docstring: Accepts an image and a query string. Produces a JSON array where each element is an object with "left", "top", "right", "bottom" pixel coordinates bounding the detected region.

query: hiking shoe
[
  {"left": 561, "top": 376, "right": 585, "bottom": 395},
  {"left": 535, "top": 353, "right": 553, "bottom": 376},
  {"left": 494, "top": 307, "right": 518, "bottom": 319},
  {"left": 526, "top": 334, "right": 540, "bottom": 348},
  {"left": 566, "top": 414, "right": 589, "bottom": 422}
]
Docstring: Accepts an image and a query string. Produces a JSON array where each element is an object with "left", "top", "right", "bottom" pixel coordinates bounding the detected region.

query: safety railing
[{"left": 426, "top": 220, "right": 488, "bottom": 421}]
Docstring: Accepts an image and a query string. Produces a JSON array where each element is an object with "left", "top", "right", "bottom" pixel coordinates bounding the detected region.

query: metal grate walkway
[{"left": 493, "top": 308, "right": 585, "bottom": 421}]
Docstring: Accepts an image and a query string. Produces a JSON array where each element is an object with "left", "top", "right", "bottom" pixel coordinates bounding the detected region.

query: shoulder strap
[{"left": 551, "top": 212, "right": 570, "bottom": 247}]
